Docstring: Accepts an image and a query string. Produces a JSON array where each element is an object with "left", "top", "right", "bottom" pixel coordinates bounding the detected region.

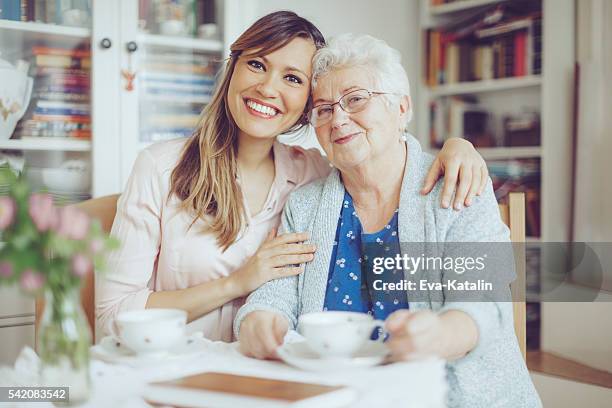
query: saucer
[
  {"left": 277, "top": 341, "right": 389, "bottom": 372},
  {"left": 91, "top": 332, "right": 207, "bottom": 366}
]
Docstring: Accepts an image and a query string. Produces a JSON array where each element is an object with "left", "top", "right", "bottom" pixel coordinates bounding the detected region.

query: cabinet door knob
[
  {"left": 126, "top": 41, "right": 138, "bottom": 53},
  {"left": 100, "top": 38, "right": 112, "bottom": 49}
]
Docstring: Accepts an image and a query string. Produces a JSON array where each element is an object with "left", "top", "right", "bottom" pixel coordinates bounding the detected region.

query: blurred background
[{"left": 0, "top": 0, "right": 610, "bottom": 405}]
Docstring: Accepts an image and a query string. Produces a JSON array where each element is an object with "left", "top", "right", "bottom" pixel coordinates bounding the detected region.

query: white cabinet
[
  {"left": 0, "top": 0, "right": 239, "bottom": 363},
  {"left": 0, "top": 287, "right": 34, "bottom": 365},
  {"left": 0, "top": 323, "right": 35, "bottom": 366}
]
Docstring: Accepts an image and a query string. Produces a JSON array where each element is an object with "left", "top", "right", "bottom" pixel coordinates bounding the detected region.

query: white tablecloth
[{"left": 0, "top": 337, "right": 447, "bottom": 408}]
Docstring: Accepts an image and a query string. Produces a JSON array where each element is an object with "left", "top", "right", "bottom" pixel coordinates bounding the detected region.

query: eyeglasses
[{"left": 308, "top": 89, "right": 397, "bottom": 127}]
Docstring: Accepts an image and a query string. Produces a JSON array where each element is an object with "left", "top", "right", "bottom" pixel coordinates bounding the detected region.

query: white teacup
[
  {"left": 298, "top": 311, "right": 386, "bottom": 359},
  {"left": 114, "top": 309, "right": 187, "bottom": 355}
]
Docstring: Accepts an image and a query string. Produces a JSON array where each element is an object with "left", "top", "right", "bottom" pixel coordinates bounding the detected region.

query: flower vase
[{"left": 38, "top": 287, "right": 91, "bottom": 405}]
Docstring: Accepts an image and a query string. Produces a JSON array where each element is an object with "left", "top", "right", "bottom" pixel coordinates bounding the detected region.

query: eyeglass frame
[{"left": 308, "top": 88, "right": 401, "bottom": 127}]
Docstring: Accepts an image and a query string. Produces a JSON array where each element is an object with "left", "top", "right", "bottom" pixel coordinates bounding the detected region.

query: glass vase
[{"left": 38, "top": 287, "right": 92, "bottom": 405}]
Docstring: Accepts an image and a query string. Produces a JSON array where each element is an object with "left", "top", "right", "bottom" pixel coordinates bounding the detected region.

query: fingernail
[
  {"left": 454, "top": 203, "right": 462, "bottom": 210},
  {"left": 442, "top": 200, "right": 449, "bottom": 208}
]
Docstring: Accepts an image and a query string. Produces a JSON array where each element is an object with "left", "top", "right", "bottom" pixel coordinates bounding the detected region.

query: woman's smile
[
  {"left": 244, "top": 98, "right": 281, "bottom": 119},
  {"left": 333, "top": 132, "right": 361, "bottom": 144}
]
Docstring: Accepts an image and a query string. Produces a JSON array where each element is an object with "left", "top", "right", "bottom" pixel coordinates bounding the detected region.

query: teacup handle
[
  {"left": 109, "top": 320, "right": 122, "bottom": 343},
  {"left": 372, "top": 319, "right": 388, "bottom": 342}
]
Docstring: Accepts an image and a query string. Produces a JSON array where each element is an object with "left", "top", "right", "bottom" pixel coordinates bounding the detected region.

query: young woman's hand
[
  {"left": 230, "top": 230, "right": 316, "bottom": 296},
  {"left": 421, "top": 138, "right": 488, "bottom": 210},
  {"left": 239, "top": 311, "right": 289, "bottom": 359}
]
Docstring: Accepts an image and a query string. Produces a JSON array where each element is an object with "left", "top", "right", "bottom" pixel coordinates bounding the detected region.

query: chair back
[
  {"left": 498, "top": 192, "right": 527, "bottom": 360},
  {"left": 35, "top": 194, "right": 120, "bottom": 344}
]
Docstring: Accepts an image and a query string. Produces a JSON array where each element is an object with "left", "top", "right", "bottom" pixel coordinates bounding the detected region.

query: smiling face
[
  {"left": 312, "top": 66, "right": 408, "bottom": 171},
  {"left": 227, "top": 37, "right": 316, "bottom": 142}
]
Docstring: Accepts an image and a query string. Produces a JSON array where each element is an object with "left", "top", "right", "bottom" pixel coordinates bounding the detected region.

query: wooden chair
[
  {"left": 498, "top": 192, "right": 527, "bottom": 360},
  {"left": 35, "top": 194, "right": 120, "bottom": 344}
]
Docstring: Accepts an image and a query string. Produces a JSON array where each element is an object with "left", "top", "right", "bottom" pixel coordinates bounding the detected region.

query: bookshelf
[
  {"left": 0, "top": 19, "right": 90, "bottom": 38},
  {"left": 417, "top": 0, "right": 575, "bottom": 351},
  {"left": 0, "top": 137, "right": 91, "bottom": 152},
  {"left": 429, "top": 75, "right": 541, "bottom": 97},
  {"left": 430, "top": 0, "right": 507, "bottom": 15}
]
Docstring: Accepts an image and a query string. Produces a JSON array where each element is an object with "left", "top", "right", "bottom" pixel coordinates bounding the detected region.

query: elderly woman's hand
[
  {"left": 239, "top": 311, "right": 289, "bottom": 360},
  {"left": 385, "top": 310, "right": 446, "bottom": 361},
  {"left": 421, "top": 138, "right": 488, "bottom": 210},
  {"left": 385, "top": 309, "right": 478, "bottom": 361}
]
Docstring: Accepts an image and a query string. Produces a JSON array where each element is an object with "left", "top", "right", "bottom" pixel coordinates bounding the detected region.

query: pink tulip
[
  {"left": 28, "top": 194, "right": 59, "bottom": 232},
  {"left": 57, "top": 206, "right": 90, "bottom": 240},
  {"left": 71, "top": 253, "right": 92, "bottom": 277},
  {"left": 89, "top": 238, "right": 104, "bottom": 254},
  {"left": 20, "top": 269, "right": 45, "bottom": 293},
  {"left": 0, "top": 197, "right": 16, "bottom": 230},
  {"left": 0, "top": 262, "right": 12, "bottom": 278}
]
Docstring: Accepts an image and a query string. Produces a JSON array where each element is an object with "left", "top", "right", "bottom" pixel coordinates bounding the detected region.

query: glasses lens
[
  {"left": 310, "top": 105, "right": 333, "bottom": 127},
  {"left": 341, "top": 90, "right": 371, "bottom": 113}
]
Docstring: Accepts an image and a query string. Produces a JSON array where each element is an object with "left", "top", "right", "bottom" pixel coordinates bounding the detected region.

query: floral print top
[{"left": 323, "top": 191, "right": 409, "bottom": 322}]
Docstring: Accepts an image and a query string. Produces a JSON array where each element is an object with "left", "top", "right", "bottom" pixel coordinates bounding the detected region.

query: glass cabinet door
[
  {"left": 0, "top": 0, "right": 93, "bottom": 204},
  {"left": 118, "top": 0, "right": 223, "bottom": 188}
]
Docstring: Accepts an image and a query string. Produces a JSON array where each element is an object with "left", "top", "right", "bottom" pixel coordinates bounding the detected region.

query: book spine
[
  {"left": 20, "top": 0, "right": 26, "bottom": 21},
  {"left": 3, "top": 0, "right": 21, "bottom": 20},
  {"left": 35, "top": 55, "right": 91, "bottom": 69},
  {"left": 32, "top": 114, "right": 91, "bottom": 123},
  {"left": 32, "top": 46, "right": 92, "bottom": 58}
]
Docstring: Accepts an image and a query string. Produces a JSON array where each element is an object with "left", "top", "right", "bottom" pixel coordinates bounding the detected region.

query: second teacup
[
  {"left": 298, "top": 311, "right": 385, "bottom": 359},
  {"left": 114, "top": 308, "right": 187, "bottom": 355}
]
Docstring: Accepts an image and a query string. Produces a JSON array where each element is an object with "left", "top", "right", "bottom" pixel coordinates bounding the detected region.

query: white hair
[{"left": 311, "top": 33, "right": 413, "bottom": 124}]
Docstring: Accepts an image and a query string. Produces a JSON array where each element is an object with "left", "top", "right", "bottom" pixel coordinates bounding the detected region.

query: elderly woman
[{"left": 234, "top": 34, "right": 540, "bottom": 407}]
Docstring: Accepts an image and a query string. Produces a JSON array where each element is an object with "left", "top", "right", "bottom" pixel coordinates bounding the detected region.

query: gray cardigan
[{"left": 234, "top": 136, "right": 541, "bottom": 408}]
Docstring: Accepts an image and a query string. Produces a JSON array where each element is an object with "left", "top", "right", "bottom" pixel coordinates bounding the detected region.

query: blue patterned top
[{"left": 323, "top": 191, "right": 409, "bottom": 321}]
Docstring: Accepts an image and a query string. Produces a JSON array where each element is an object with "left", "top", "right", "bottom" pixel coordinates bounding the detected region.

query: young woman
[{"left": 96, "top": 11, "right": 489, "bottom": 342}]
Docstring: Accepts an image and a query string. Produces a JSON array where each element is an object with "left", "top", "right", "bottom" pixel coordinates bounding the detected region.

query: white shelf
[
  {"left": 139, "top": 33, "right": 223, "bottom": 52},
  {"left": 478, "top": 146, "right": 542, "bottom": 160},
  {"left": 428, "top": 76, "right": 542, "bottom": 97},
  {"left": 0, "top": 19, "right": 90, "bottom": 38},
  {"left": 430, "top": 0, "right": 505, "bottom": 15},
  {"left": 0, "top": 138, "right": 91, "bottom": 152}
]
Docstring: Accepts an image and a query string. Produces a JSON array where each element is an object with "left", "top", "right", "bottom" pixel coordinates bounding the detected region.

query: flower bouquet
[{"left": 0, "top": 165, "right": 118, "bottom": 404}]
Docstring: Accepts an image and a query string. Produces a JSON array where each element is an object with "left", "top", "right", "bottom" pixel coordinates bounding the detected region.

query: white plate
[
  {"left": 91, "top": 333, "right": 207, "bottom": 366},
  {"left": 277, "top": 341, "right": 389, "bottom": 372}
]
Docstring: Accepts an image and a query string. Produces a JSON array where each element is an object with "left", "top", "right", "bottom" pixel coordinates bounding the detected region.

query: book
[
  {"left": 0, "top": 0, "right": 21, "bottom": 20},
  {"left": 35, "top": 55, "right": 91, "bottom": 69},
  {"left": 514, "top": 31, "right": 527, "bottom": 77},
  {"left": 32, "top": 46, "right": 92, "bottom": 58},
  {"left": 144, "top": 372, "right": 355, "bottom": 408},
  {"left": 475, "top": 18, "right": 533, "bottom": 39},
  {"left": 35, "top": 67, "right": 90, "bottom": 77},
  {"left": 32, "top": 114, "right": 91, "bottom": 123}
]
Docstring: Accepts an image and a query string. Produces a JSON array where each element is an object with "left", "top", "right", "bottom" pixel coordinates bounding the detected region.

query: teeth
[{"left": 246, "top": 100, "right": 278, "bottom": 116}]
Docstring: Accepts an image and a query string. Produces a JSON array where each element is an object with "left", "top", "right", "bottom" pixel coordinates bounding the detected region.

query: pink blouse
[{"left": 95, "top": 138, "right": 330, "bottom": 342}]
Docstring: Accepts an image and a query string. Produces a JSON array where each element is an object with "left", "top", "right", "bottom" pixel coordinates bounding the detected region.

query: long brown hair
[{"left": 169, "top": 11, "right": 325, "bottom": 250}]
